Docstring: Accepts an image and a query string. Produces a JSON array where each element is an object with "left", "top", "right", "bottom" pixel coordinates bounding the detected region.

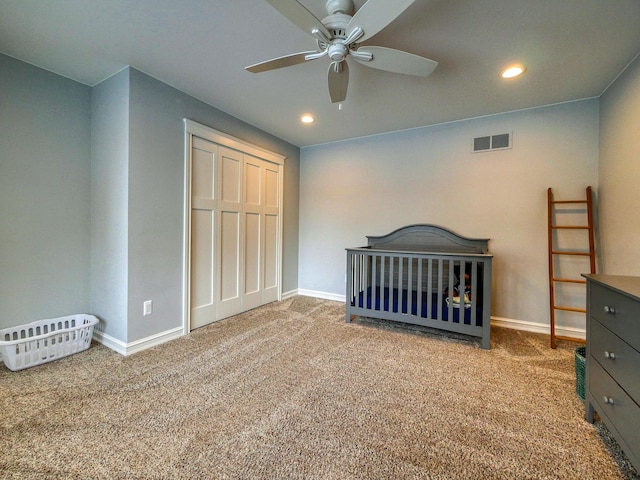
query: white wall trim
[
  {"left": 281, "top": 289, "right": 299, "bottom": 301},
  {"left": 491, "top": 316, "right": 586, "bottom": 340},
  {"left": 92, "top": 326, "right": 184, "bottom": 356},
  {"left": 183, "top": 119, "right": 285, "bottom": 165},
  {"left": 293, "top": 290, "right": 586, "bottom": 340},
  {"left": 182, "top": 128, "right": 193, "bottom": 336},
  {"left": 297, "top": 289, "right": 347, "bottom": 303}
]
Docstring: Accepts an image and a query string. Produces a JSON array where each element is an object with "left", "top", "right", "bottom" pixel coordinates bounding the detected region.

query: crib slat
[
  {"left": 397, "top": 254, "right": 402, "bottom": 313},
  {"left": 436, "top": 259, "right": 443, "bottom": 321},
  {"left": 470, "top": 260, "right": 477, "bottom": 326},
  {"left": 447, "top": 259, "right": 454, "bottom": 323},
  {"left": 427, "top": 259, "right": 433, "bottom": 319},
  {"left": 380, "top": 255, "right": 386, "bottom": 312},
  {"left": 389, "top": 254, "right": 394, "bottom": 313},
  {"left": 416, "top": 258, "right": 423, "bottom": 318},
  {"left": 371, "top": 254, "right": 377, "bottom": 312}
]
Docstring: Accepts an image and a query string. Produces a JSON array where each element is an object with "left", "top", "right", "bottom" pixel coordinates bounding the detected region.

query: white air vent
[{"left": 472, "top": 132, "right": 512, "bottom": 153}]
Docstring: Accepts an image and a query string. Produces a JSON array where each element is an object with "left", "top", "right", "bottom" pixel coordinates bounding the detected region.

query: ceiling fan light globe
[{"left": 328, "top": 43, "right": 348, "bottom": 62}]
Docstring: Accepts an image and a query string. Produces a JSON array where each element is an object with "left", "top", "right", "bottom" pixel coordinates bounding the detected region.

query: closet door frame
[{"left": 182, "top": 119, "right": 285, "bottom": 334}]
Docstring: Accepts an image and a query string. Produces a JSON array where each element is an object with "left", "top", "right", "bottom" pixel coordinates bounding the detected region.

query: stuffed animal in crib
[{"left": 445, "top": 267, "right": 472, "bottom": 308}]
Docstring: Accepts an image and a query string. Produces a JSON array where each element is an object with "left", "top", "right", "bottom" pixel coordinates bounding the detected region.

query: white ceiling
[{"left": 2, "top": 0, "right": 640, "bottom": 147}]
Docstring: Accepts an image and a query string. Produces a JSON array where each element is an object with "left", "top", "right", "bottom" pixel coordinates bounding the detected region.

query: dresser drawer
[
  {"left": 590, "top": 283, "right": 640, "bottom": 351},
  {"left": 589, "top": 361, "right": 640, "bottom": 457},
  {"left": 590, "top": 320, "right": 640, "bottom": 403}
]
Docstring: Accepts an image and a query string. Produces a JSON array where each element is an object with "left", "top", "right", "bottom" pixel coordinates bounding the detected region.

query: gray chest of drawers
[{"left": 584, "top": 274, "right": 640, "bottom": 472}]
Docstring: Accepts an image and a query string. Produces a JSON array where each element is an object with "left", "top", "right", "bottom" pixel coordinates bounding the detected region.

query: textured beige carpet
[{"left": 1, "top": 296, "right": 638, "bottom": 479}]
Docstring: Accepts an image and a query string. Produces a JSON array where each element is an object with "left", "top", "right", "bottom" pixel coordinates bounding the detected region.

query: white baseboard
[
  {"left": 293, "top": 289, "right": 586, "bottom": 340},
  {"left": 281, "top": 289, "right": 299, "bottom": 301},
  {"left": 297, "top": 289, "right": 346, "bottom": 303},
  {"left": 492, "top": 316, "right": 586, "bottom": 340},
  {"left": 92, "top": 326, "right": 184, "bottom": 356}
]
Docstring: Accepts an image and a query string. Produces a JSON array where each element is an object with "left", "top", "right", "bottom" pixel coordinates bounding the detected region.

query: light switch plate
[{"left": 143, "top": 300, "right": 153, "bottom": 316}]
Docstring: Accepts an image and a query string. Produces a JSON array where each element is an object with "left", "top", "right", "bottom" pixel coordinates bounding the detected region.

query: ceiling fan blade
[
  {"left": 328, "top": 62, "right": 349, "bottom": 103},
  {"left": 264, "top": 0, "right": 331, "bottom": 39},
  {"left": 347, "top": 0, "right": 415, "bottom": 43},
  {"left": 246, "top": 51, "right": 319, "bottom": 73},
  {"left": 353, "top": 46, "right": 438, "bottom": 77}
]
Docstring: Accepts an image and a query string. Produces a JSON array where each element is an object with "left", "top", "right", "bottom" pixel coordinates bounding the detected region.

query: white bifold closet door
[{"left": 190, "top": 136, "right": 280, "bottom": 329}]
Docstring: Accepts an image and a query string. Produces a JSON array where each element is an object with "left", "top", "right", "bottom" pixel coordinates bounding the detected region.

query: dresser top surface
[{"left": 583, "top": 274, "right": 640, "bottom": 301}]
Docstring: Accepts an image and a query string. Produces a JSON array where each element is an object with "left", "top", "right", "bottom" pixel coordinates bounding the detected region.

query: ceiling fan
[{"left": 246, "top": 0, "right": 438, "bottom": 103}]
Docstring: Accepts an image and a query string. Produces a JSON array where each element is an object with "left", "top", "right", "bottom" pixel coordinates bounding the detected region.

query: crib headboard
[{"left": 366, "top": 224, "right": 489, "bottom": 254}]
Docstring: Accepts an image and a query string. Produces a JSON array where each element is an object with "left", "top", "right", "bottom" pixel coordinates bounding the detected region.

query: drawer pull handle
[
  {"left": 603, "top": 396, "right": 615, "bottom": 405},
  {"left": 604, "top": 351, "right": 616, "bottom": 360},
  {"left": 603, "top": 305, "right": 616, "bottom": 314}
]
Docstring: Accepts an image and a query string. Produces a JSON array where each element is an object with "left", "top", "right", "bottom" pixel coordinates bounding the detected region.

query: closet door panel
[
  {"left": 220, "top": 150, "right": 241, "bottom": 203},
  {"left": 216, "top": 147, "right": 244, "bottom": 320},
  {"left": 244, "top": 160, "right": 261, "bottom": 206},
  {"left": 264, "top": 166, "right": 279, "bottom": 209},
  {"left": 244, "top": 212, "right": 262, "bottom": 309},
  {"left": 262, "top": 162, "right": 280, "bottom": 302},
  {"left": 192, "top": 142, "right": 214, "bottom": 200},
  {"left": 190, "top": 138, "right": 217, "bottom": 329},
  {"left": 217, "top": 210, "right": 241, "bottom": 319},
  {"left": 243, "top": 156, "right": 263, "bottom": 310},
  {"left": 190, "top": 209, "right": 216, "bottom": 328},
  {"left": 264, "top": 213, "right": 279, "bottom": 301}
]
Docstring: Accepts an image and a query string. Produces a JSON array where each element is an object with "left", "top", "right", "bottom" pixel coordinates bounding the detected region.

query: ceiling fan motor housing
[
  {"left": 325, "top": 0, "right": 354, "bottom": 16},
  {"left": 321, "top": 13, "right": 350, "bottom": 38}
]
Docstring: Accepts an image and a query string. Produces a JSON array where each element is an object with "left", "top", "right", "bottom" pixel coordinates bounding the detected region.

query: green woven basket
[{"left": 575, "top": 346, "right": 586, "bottom": 401}]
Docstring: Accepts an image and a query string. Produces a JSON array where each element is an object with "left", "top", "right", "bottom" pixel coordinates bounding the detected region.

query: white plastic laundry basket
[{"left": 0, "top": 314, "right": 99, "bottom": 371}]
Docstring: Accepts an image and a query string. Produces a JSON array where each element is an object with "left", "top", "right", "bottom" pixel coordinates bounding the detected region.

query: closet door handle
[
  {"left": 603, "top": 305, "right": 616, "bottom": 314},
  {"left": 604, "top": 351, "right": 616, "bottom": 360},
  {"left": 603, "top": 396, "right": 615, "bottom": 405}
]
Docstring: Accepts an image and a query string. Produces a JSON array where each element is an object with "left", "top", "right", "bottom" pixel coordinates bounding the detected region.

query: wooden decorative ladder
[{"left": 547, "top": 186, "right": 596, "bottom": 348}]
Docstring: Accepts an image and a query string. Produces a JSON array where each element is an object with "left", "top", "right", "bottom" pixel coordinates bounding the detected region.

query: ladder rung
[
  {"left": 553, "top": 278, "right": 587, "bottom": 284},
  {"left": 551, "top": 225, "right": 589, "bottom": 229},
  {"left": 552, "top": 200, "right": 587, "bottom": 204},
  {"left": 553, "top": 305, "right": 587, "bottom": 313},
  {"left": 551, "top": 251, "right": 591, "bottom": 256}
]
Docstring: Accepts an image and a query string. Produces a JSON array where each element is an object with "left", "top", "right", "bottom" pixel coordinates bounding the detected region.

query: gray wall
[
  {"left": 0, "top": 54, "right": 91, "bottom": 328},
  {"left": 90, "top": 68, "right": 130, "bottom": 340},
  {"left": 299, "top": 99, "right": 599, "bottom": 334},
  {"left": 599, "top": 53, "right": 640, "bottom": 274}
]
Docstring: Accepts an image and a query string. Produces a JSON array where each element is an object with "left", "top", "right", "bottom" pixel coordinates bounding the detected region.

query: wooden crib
[{"left": 346, "top": 225, "right": 493, "bottom": 349}]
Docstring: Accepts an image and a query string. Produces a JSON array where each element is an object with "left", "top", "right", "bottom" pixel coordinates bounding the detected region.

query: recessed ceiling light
[
  {"left": 300, "top": 114, "right": 315, "bottom": 124},
  {"left": 501, "top": 65, "right": 526, "bottom": 79}
]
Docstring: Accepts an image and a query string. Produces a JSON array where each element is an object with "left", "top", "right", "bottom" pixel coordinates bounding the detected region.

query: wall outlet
[{"left": 143, "top": 300, "right": 153, "bottom": 316}]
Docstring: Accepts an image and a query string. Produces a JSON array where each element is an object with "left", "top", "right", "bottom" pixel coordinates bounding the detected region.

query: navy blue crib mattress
[{"left": 353, "top": 287, "right": 482, "bottom": 326}]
